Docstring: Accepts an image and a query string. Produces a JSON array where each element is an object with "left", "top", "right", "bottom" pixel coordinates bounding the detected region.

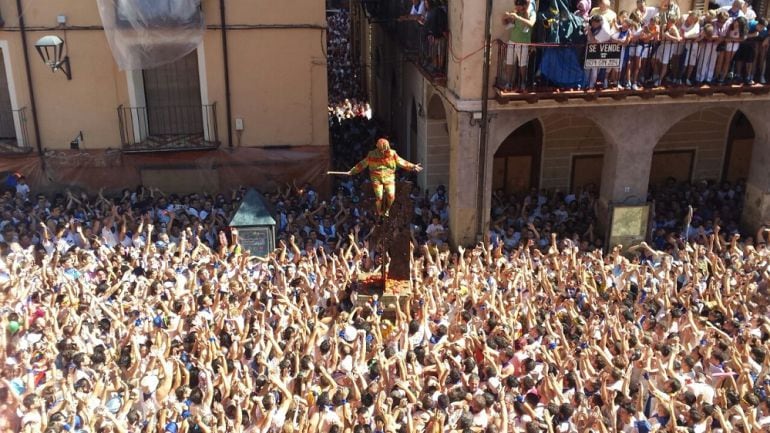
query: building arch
[
  {"left": 723, "top": 110, "right": 755, "bottom": 183},
  {"left": 426, "top": 93, "right": 447, "bottom": 120},
  {"left": 650, "top": 107, "right": 736, "bottom": 188},
  {"left": 492, "top": 119, "right": 543, "bottom": 196}
]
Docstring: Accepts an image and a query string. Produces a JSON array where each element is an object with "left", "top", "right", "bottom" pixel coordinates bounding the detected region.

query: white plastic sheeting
[{"left": 96, "top": 0, "right": 205, "bottom": 71}]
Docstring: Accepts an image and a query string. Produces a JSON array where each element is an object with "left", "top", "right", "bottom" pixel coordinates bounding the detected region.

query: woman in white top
[
  {"left": 680, "top": 12, "right": 702, "bottom": 85},
  {"left": 714, "top": 14, "right": 747, "bottom": 83}
]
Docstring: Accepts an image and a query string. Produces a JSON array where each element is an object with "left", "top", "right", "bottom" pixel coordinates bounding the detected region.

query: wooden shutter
[{"left": 143, "top": 50, "right": 203, "bottom": 136}]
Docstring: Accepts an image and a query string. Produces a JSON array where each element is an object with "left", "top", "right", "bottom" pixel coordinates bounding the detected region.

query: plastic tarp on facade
[{"left": 96, "top": 0, "right": 205, "bottom": 70}]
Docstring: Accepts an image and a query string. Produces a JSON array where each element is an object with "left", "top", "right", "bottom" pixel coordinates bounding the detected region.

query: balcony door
[{"left": 143, "top": 50, "right": 203, "bottom": 138}]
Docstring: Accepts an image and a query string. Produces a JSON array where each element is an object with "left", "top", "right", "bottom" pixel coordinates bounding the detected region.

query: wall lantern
[{"left": 34, "top": 35, "right": 72, "bottom": 80}]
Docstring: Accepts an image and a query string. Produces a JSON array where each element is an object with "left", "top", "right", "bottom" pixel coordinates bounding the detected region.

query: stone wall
[
  {"left": 540, "top": 114, "right": 606, "bottom": 191},
  {"left": 536, "top": 108, "right": 735, "bottom": 191}
]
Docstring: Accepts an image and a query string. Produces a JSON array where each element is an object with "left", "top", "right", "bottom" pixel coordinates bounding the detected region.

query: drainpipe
[
  {"left": 16, "top": 0, "right": 43, "bottom": 157},
  {"left": 476, "top": 0, "right": 493, "bottom": 238},
  {"left": 219, "top": 0, "right": 233, "bottom": 148}
]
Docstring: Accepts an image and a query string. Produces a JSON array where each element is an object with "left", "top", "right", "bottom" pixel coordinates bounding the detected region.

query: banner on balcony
[
  {"left": 96, "top": 0, "right": 205, "bottom": 71},
  {"left": 584, "top": 43, "right": 622, "bottom": 68}
]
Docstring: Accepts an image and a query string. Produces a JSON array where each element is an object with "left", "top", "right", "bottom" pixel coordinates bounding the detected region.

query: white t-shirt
[
  {"left": 636, "top": 6, "right": 658, "bottom": 25},
  {"left": 15, "top": 183, "right": 30, "bottom": 200},
  {"left": 410, "top": 1, "right": 426, "bottom": 16}
]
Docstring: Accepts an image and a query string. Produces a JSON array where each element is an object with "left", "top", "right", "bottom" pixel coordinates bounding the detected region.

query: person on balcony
[
  {"left": 654, "top": 14, "right": 683, "bottom": 86},
  {"left": 590, "top": 0, "right": 617, "bottom": 31},
  {"left": 344, "top": 138, "right": 423, "bottom": 218},
  {"left": 751, "top": 18, "right": 769, "bottom": 83},
  {"left": 695, "top": 19, "right": 719, "bottom": 85},
  {"left": 503, "top": 0, "right": 536, "bottom": 92},
  {"left": 610, "top": 17, "right": 633, "bottom": 89},
  {"left": 718, "top": 0, "right": 746, "bottom": 18},
  {"left": 584, "top": 15, "right": 613, "bottom": 90},
  {"left": 634, "top": 0, "right": 658, "bottom": 26},
  {"left": 680, "top": 11, "right": 703, "bottom": 86},
  {"left": 633, "top": 15, "right": 661, "bottom": 89},
  {"left": 733, "top": 15, "right": 764, "bottom": 84},
  {"left": 624, "top": 19, "right": 642, "bottom": 89},
  {"left": 399, "top": 0, "right": 426, "bottom": 21},
  {"left": 575, "top": 0, "right": 591, "bottom": 20},
  {"left": 657, "top": 0, "right": 681, "bottom": 26},
  {"left": 714, "top": 13, "right": 747, "bottom": 84},
  {"left": 420, "top": 0, "right": 448, "bottom": 73}
]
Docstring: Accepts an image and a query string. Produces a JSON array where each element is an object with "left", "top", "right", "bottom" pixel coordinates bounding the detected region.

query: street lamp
[{"left": 34, "top": 35, "right": 72, "bottom": 80}]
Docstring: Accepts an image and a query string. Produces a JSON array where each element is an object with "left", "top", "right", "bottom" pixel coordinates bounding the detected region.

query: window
[{"left": 116, "top": 0, "right": 202, "bottom": 27}]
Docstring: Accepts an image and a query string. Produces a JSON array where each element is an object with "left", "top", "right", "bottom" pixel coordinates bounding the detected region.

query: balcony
[
  {"left": 493, "top": 40, "right": 770, "bottom": 103},
  {"left": 0, "top": 107, "right": 31, "bottom": 154},
  {"left": 118, "top": 104, "right": 219, "bottom": 153},
  {"left": 396, "top": 19, "right": 448, "bottom": 85}
]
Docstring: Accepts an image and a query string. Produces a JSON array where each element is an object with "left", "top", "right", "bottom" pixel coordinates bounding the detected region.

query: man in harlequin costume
[{"left": 346, "top": 138, "right": 423, "bottom": 217}]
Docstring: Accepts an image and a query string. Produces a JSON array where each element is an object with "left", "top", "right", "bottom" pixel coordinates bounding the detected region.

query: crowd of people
[
  {"left": 501, "top": 0, "right": 770, "bottom": 91},
  {"left": 3, "top": 172, "right": 770, "bottom": 433},
  {"left": 327, "top": 8, "right": 371, "bottom": 121},
  {"left": 2, "top": 2, "right": 770, "bottom": 433}
]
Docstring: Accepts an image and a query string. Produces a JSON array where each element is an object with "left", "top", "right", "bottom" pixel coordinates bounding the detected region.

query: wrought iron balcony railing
[
  {"left": 0, "top": 107, "right": 31, "bottom": 154},
  {"left": 117, "top": 103, "right": 219, "bottom": 153}
]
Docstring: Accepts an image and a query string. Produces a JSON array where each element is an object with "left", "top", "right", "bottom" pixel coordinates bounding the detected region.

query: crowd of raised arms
[{"left": 2, "top": 169, "right": 770, "bottom": 433}]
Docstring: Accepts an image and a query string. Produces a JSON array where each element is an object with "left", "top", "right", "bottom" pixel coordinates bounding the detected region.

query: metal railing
[
  {"left": 117, "top": 103, "right": 219, "bottom": 152},
  {"left": 418, "top": 24, "right": 448, "bottom": 79},
  {"left": 494, "top": 39, "right": 769, "bottom": 97},
  {"left": 0, "top": 107, "right": 31, "bottom": 154},
  {"left": 395, "top": 19, "right": 448, "bottom": 82}
]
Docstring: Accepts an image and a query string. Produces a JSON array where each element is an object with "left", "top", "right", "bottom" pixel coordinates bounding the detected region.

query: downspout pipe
[
  {"left": 16, "top": 0, "right": 43, "bottom": 157},
  {"left": 476, "top": 0, "right": 493, "bottom": 238},
  {"left": 219, "top": 0, "right": 233, "bottom": 148}
]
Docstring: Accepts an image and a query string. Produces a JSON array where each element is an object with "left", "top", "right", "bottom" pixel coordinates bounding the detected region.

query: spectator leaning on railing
[
  {"left": 501, "top": 0, "right": 769, "bottom": 93},
  {"left": 503, "top": 0, "right": 536, "bottom": 92}
]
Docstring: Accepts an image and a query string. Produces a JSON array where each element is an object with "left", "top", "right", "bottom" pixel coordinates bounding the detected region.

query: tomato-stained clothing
[{"left": 349, "top": 149, "right": 416, "bottom": 181}]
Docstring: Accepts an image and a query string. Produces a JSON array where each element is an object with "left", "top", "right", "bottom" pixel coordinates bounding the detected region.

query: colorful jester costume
[{"left": 349, "top": 138, "right": 420, "bottom": 216}]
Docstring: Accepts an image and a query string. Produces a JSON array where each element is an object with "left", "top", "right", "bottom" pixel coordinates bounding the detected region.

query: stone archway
[
  {"left": 492, "top": 119, "right": 543, "bottom": 196},
  {"left": 723, "top": 110, "right": 755, "bottom": 183}
]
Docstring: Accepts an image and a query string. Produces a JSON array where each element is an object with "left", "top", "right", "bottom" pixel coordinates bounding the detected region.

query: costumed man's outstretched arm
[
  {"left": 347, "top": 158, "right": 369, "bottom": 176},
  {"left": 394, "top": 153, "right": 423, "bottom": 173}
]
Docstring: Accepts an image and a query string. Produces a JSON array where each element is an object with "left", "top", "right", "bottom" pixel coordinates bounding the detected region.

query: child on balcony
[
  {"left": 634, "top": 16, "right": 661, "bottom": 89},
  {"left": 654, "top": 14, "right": 683, "bottom": 86},
  {"left": 695, "top": 19, "right": 719, "bottom": 84},
  {"left": 610, "top": 16, "right": 633, "bottom": 89}
]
